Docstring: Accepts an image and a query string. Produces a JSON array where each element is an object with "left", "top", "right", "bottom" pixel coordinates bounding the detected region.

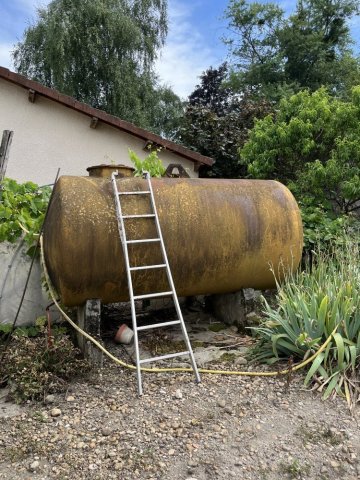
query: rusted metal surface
[
  {"left": 86, "top": 164, "right": 135, "bottom": 178},
  {"left": 43, "top": 176, "right": 303, "bottom": 307}
]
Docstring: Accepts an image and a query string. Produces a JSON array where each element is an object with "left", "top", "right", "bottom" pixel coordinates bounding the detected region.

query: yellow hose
[{"left": 40, "top": 235, "right": 337, "bottom": 377}]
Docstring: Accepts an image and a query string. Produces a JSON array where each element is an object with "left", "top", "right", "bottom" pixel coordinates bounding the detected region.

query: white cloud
[
  {"left": 0, "top": 44, "right": 13, "bottom": 69},
  {"left": 16, "top": 0, "right": 50, "bottom": 12},
  {"left": 155, "top": 1, "right": 220, "bottom": 99}
]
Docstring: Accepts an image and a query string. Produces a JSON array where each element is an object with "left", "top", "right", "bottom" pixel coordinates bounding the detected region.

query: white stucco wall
[{"left": 0, "top": 79, "right": 198, "bottom": 185}]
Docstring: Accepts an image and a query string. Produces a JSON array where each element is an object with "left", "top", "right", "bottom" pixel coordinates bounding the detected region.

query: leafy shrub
[
  {"left": 0, "top": 333, "right": 89, "bottom": 403},
  {"left": 251, "top": 234, "right": 360, "bottom": 405},
  {"left": 300, "top": 202, "right": 359, "bottom": 252},
  {"left": 0, "top": 178, "right": 51, "bottom": 246},
  {"left": 240, "top": 87, "right": 360, "bottom": 216},
  {"left": 128, "top": 148, "right": 166, "bottom": 177}
]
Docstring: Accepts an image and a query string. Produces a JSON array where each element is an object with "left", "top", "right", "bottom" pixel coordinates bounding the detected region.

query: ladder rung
[
  {"left": 126, "top": 238, "right": 160, "bottom": 244},
  {"left": 119, "top": 191, "right": 151, "bottom": 195},
  {"left": 133, "top": 291, "right": 173, "bottom": 300},
  {"left": 137, "top": 320, "right": 181, "bottom": 331},
  {"left": 122, "top": 214, "right": 155, "bottom": 219},
  {"left": 130, "top": 264, "right": 166, "bottom": 271},
  {"left": 139, "top": 351, "right": 190, "bottom": 364}
]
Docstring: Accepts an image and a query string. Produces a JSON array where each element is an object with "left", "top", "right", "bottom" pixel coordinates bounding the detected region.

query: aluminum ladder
[{"left": 111, "top": 170, "right": 201, "bottom": 395}]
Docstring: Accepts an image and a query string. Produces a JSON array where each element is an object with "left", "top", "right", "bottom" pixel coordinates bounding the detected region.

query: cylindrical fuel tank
[{"left": 43, "top": 176, "right": 303, "bottom": 307}]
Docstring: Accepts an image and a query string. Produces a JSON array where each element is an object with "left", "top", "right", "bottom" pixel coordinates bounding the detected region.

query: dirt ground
[{"left": 0, "top": 311, "right": 359, "bottom": 480}]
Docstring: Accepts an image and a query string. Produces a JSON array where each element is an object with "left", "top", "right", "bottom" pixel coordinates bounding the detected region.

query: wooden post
[{"left": 0, "top": 130, "right": 14, "bottom": 183}]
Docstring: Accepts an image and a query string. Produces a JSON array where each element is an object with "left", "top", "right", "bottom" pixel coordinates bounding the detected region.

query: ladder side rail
[
  {"left": 111, "top": 172, "right": 143, "bottom": 395},
  {"left": 144, "top": 172, "right": 201, "bottom": 383}
]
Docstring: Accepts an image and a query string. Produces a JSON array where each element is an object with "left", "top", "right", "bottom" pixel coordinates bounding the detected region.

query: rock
[
  {"left": 29, "top": 460, "right": 40, "bottom": 472},
  {"left": 50, "top": 408, "right": 62, "bottom": 417},
  {"left": 175, "top": 389, "right": 183, "bottom": 399},
  {"left": 66, "top": 396, "right": 75, "bottom": 402},
  {"left": 243, "top": 289, "right": 256, "bottom": 301},
  {"left": 245, "top": 312, "right": 260, "bottom": 324},
  {"left": 209, "top": 292, "right": 246, "bottom": 327},
  {"left": 234, "top": 357, "right": 248, "bottom": 366},
  {"left": 102, "top": 428, "right": 112, "bottom": 436},
  {"left": 217, "top": 399, "right": 226, "bottom": 408},
  {"left": 168, "top": 448, "right": 175, "bottom": 455},
  {"left": 44, "top": 394, "right": 55, "bottom": 404}
]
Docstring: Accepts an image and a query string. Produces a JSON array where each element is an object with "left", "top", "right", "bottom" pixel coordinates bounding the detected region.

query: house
[{"left": 0, "top": 67, "right": 214, "bottom": 185}]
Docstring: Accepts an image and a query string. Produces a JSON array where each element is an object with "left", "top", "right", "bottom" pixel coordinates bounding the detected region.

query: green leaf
[
  {"left": 323, "top": 373, "right": 340, "bottom": 400},
  {"left": 304, "top": 352, "right": 325, "bottom": 386},
  {"left": 333, "top": 333, "right": 345, "bottom": 370}
]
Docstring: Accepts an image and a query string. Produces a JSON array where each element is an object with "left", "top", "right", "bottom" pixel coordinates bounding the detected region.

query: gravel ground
[{"left": 0, "top": 318, "right": 359, "bottom": 480}]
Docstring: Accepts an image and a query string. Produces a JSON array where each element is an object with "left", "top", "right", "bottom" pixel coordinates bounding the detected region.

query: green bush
[
  {"left": 0, "top": 178, "right": 51, "bottom": 246},
  {"left": 300, "top": 202, "right": 359, "bottom": 252},
  {"left": 251, "top": 234, "right": 360, "bottom": 405},
  {"left": 240, "top": 88, "right": 360, "bottom": 216}
]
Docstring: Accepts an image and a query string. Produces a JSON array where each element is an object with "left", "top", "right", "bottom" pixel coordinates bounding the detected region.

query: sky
[{"left": 0, "top": 0, "right": 360, "bottom": 99}]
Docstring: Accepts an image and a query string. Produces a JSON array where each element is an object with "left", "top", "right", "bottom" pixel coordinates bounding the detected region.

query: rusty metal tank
[{"left": 43, "top": 172, "right": 303, "bottom": 307}]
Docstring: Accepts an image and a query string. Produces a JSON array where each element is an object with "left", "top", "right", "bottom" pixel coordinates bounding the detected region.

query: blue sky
[{"left": 0, "top": 0, "right": 360, "bottom": 99}]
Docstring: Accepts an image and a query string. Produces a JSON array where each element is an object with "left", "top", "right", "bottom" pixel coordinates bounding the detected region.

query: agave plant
[{"left": 251, "top": 234, "right": 360, "bottom": 407}]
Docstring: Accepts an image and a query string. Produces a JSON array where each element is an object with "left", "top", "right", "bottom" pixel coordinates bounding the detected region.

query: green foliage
[
  {"left": 179, "top": 63, "right": 273, "bottom": 178},
  {"left": 0, "top": 321, "right": 67, "bottom": 342},
  {"left": 224, "top": 0, "right": 360, "bottom": 98},
  {"left": 240, "top": 87, "right": 360, "bottom": 215},
  {"left": 12, "top": 0, "right": 181, "bottom": 137},
  {"left": 148, "top": 86, "right": 184, "bottom": 140},
  {"left": 251, "top": 235, "right": 360, "bottom": 406},
  {"left": 0, "top": 333, "right": 89, "bottom": 403},
  {"left": 224, "top": 0, "right": 285, "bottom": 97},
  {"left": 128, "top": 148, "right": 166, "bottom": 177},
  {"left": 300, "top": 203, "right": 357, "bottom": 251},
  {"left": 0, "top": 178, "right": 51, "bottom": 246}
]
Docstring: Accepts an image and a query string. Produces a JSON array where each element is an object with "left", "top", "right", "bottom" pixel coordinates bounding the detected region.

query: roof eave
[{"left": 0, "top": 67, "right": 215, "bottom": 167}]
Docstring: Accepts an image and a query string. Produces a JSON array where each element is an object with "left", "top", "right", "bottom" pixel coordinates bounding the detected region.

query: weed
[
  {"left": 297, "top": 425, "right": 342, "bottom": 446},
  {"left": 128, "top": 148, "right": 165, "bottom": 178},
  {"left": 280, "top": 459, "right": 310, "bottom": 479},
  {"left": 0, "top": 334, "right": 90, "bottom": 403},
  {"left": 32, "top": 410, "right": 48, "bottom": 423},
  {"left": 142, "top": 331, "right": 186, "bottom": 356},
  {"left": 220, "top": 352, "right": 236, "bottom": 362},
  {"left": 2, "top": 447, "right": 26, "bottom": 462}
]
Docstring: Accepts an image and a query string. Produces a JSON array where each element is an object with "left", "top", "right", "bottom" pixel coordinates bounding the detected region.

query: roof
[{"left": 0, "top": 67, "right": 214, "bottom": 167}]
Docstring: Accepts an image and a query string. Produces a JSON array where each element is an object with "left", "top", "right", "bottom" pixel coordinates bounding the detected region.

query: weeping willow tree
[{"left": 13, "top": 0, "right": 180, "bottom": 135}]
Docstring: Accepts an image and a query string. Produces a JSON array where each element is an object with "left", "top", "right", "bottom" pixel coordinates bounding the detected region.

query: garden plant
[{"left": 251, "top": 233, "right": 360, "bottom": 409}]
